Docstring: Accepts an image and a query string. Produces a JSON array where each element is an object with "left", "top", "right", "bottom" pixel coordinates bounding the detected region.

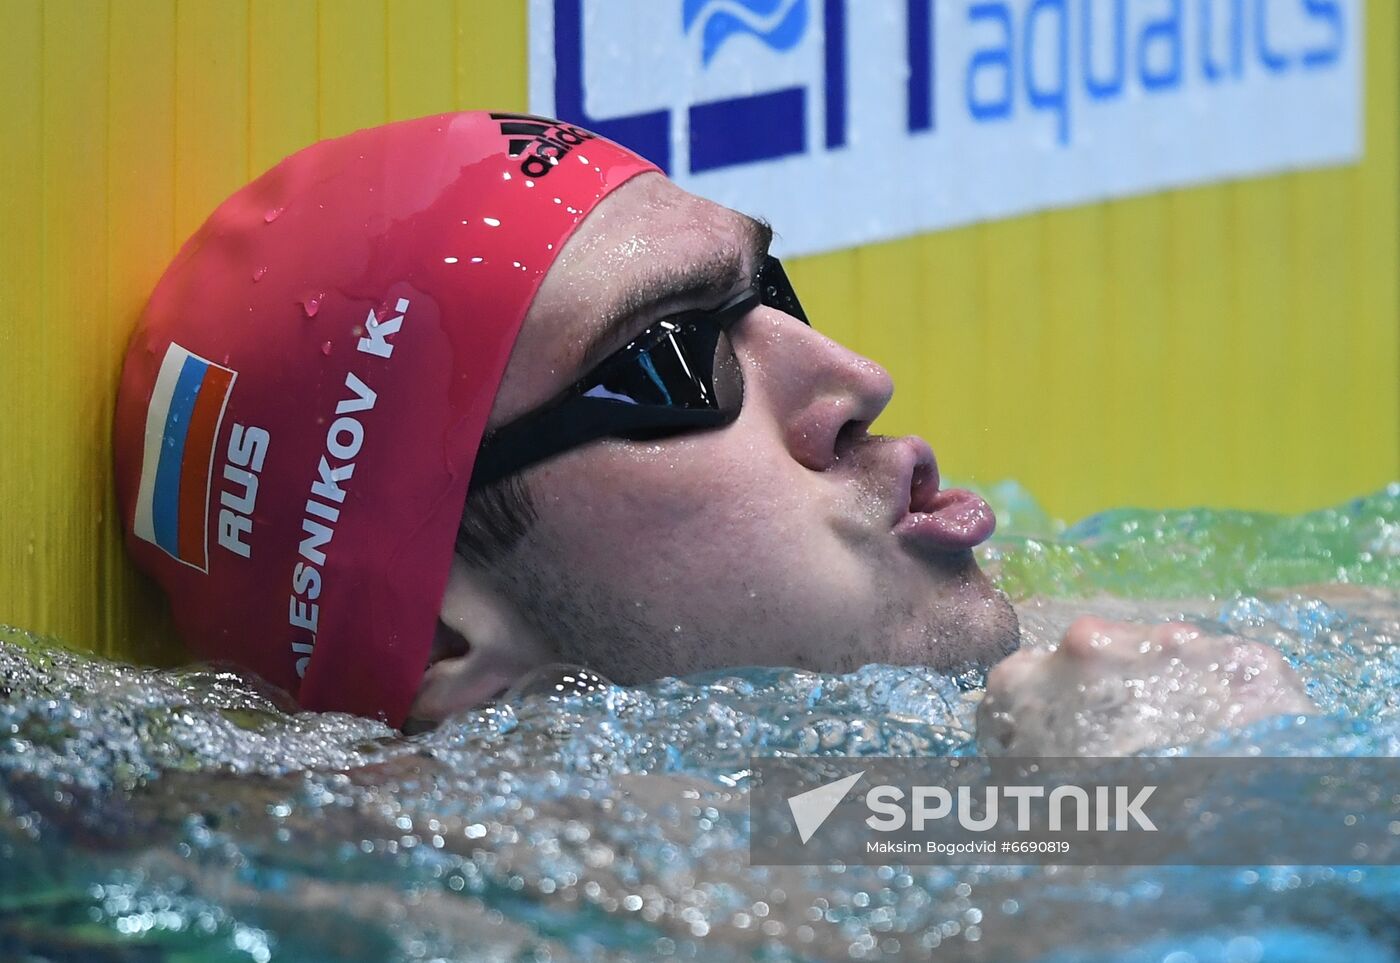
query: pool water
[{"left": 1, "top": 485, "right": 1397, "bottom": 962}]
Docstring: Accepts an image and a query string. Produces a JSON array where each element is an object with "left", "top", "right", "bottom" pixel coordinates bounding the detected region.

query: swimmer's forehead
[{"left": 488, "top": 175, "right": 772, "bottom": 427}]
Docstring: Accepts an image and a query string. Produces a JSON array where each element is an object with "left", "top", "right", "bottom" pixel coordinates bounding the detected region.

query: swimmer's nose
[{"left": 742, "top": 312, "right": 894, "bottom": 471}]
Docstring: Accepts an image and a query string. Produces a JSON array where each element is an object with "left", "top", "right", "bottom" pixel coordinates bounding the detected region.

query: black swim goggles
[{"left": 470, "top": 255, "right": 808, "bottom": 492}]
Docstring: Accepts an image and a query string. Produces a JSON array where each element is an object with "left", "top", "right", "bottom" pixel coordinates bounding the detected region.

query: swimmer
[{"left": 113, "top": 112, "right": 1313, "bottom": 754}]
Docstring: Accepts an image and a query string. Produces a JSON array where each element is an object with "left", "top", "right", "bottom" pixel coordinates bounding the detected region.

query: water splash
[
  {"left": 979, "top": 483, "right": 1399, "bottom": 600},
  {"left": 0, "top": 487, "right": 1397, "bottom": 961}
]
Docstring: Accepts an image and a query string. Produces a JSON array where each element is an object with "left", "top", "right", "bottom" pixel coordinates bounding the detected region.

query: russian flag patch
[{"left": 132, "top": 343, "right": 237, "bottom": 572}]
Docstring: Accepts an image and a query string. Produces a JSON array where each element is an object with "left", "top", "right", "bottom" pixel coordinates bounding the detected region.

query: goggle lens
[
  {"left": 469, "top": 255, "right": 804, "bottom": 492},
  {"left": 584, "top": 315, "right": 737, "bottom": 417}
]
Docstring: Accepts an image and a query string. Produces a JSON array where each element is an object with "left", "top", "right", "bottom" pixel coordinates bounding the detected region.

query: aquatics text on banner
[{"left": 529, "top": 0, "right": 1362, "bottom": 257}]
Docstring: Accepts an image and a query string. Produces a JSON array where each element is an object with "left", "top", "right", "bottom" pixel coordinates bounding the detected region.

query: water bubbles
[
  {"left": 232, "top": 925, "right": 273, "bottom": 963},
  {"left": 300, "top": 293, "right": 323, "bottom": 318},
  {"left": 988, "top": 484, "right": 1398, "bottom": 601},
  {"left": 262, "top": 206, "right": 284, "bottom": 223},
  {"left": 252, "top": 265, "right": 267, "bottom": 281},
  {"left": 2, "top": 483, "right": 1399, "bottom": 960}
]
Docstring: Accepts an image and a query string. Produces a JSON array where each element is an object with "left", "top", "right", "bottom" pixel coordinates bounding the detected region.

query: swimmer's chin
[{"left": 926, "top": 572, "right": 1022, "bottom": 673}]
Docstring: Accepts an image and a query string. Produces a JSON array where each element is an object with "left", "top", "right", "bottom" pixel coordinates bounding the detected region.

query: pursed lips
[
  {"left": 892, "top": 435, "right": 942, "bottom": 521},
  {"left": 863, "top": 434, "right": 998, "bottom": 551}
]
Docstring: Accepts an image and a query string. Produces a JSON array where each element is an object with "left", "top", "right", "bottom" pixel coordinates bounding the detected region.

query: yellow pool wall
[{"left": 0, "top": 1, "right": 1394, "bottom": 663}]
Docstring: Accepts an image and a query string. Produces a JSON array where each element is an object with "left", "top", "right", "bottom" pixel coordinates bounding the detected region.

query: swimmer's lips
[{"left": 889, "top": 436, "right": 997, "bottom": 552}]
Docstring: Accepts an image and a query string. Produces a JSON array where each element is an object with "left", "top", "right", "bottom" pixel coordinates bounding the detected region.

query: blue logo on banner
[
  {"left": 552, "top": 0, "right": 863, "bottom": 175},
  {"left": 551, "top": 1, "right": 1344, "bottom": 178},
  {"left": 537, "top": 0, "right": 1357, "bottom": 260},
  {"left": 683, "top": 0, "right": 810, "bottom": 66}
]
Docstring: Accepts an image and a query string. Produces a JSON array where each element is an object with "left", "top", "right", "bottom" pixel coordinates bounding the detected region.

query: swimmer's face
[{"left": 475, "top": 173, "right": 1018, "bottom": 683}]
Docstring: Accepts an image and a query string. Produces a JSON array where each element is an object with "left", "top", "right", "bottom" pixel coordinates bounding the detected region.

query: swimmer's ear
[
  {"left": 403, "top": 556, "right": 554, "bottom": 729},
  {"left": 405, "top": 628, "right": 520, "bottom": 725}
]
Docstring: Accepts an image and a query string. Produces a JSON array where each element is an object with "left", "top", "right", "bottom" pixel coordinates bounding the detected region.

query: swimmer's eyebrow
[{"left": 574, "top": 215, "right": 774, "bottom": 377}]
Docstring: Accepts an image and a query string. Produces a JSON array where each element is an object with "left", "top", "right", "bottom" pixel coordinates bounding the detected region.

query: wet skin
[
  {"left": 411, "top": 173, "right": 1019, "bottom": 719},
  {"left": 411, "top": 174, "right": 1316, "bottom": 748},
  {"left": 979, "top": 616, "right": 1315, "bottom": 756}
]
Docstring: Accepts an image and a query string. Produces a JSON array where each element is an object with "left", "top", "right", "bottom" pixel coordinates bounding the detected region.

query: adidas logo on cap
[{"left": 490, "top": 112, "right": 597, "bottom": 179}]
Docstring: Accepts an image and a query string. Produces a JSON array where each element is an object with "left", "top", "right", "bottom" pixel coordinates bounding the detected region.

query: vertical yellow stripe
[
  {"left": 916, "top": 225, "right": 986, "bottom": 485},
  {"left": 454, "top": 0, "right": 527, "bottom": 112},
  {"left": 250, "top": 0, "right": 318, "bottom": 175},
  {"left": 174, "top": 0, "right": 249, "bottom": 243},
  {"left": 1039, "top": 203, "right": 1107, "bottom": 515},
  {"left": 1166, "top": 185, "right": 1232, "bottom": 506},
  {"left": 1355, "top": 0, "right": 1400, "bottom": 493},
  {"left": 387, "top": 0, "right": 456, "bottom": 120},
  {"left": 1228, "top": 176, "right": 1291, "bottom": 506},
  {"left": 0, "top": 0, "right": 43, "bottom": 632},
  {"left": 38, "top": 0, "right": 109, "bottom": 647},
  {"left": 978, "top": 216, "right": 1045, "bottom": 495},
  {"left": 1289, "top": 168, "right": 1355, "bottom": 504},
  {"left": 317, "top": 0, "right": 387, "bottom": 140},
  {"left": 1107, "top": 193, "right": 1172, "bottom": 509},
  {"left": 105, "top": 0, "right": 180, "bottom": 660}
]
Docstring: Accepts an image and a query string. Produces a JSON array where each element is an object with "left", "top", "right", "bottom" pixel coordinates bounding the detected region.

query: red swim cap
[{"left": 113, "top": 111, "right": 658, "bottom": 726}]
